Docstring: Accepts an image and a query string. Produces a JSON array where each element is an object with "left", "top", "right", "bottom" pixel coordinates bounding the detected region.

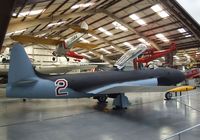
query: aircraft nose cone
[{"left": 158, "top": 68, "right": 185, "bottom": 86}]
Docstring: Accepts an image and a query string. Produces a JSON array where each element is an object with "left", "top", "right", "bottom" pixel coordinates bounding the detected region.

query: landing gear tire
[
  {"left": 97, "top": 96, "right": 107, "bottom": 103},
  {"left": 22, "top": 99, "right": 26, "bottom": 102},
  {"left": 165, "top": 92, "right": 172, "bottom": 100}
]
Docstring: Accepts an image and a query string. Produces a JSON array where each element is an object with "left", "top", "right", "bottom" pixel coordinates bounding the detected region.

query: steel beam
[
  {"left": 7, "top": 9, "right": 103, "bottom": 33},
  {"left": 104, "top": 10, "right": 161, "bottom": 50}
]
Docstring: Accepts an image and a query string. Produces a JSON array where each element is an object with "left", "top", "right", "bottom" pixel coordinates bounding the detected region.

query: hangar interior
[{"left": 0, "top": 0, "right": 200, "bottom": 140}]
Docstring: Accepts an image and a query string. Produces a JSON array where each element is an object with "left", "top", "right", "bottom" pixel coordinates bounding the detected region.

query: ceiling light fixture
[
  {"left": 129, "top": 14, "right": 146, "bottom": 26},
  {"left": 81, "top": 53, "right": 91, "bottom": 58},
  {"left": 13, "top": 9, "right": 45, "bottom": 17},
  {"left": 100, "top": 48, "right": 111, "bottom": 54},
  {"left": 178, "top": 28, "right": 186, "bottom": 33},
  {"left": 80, "top": 37, "right": 90, "bottom": 43},
  {"left": 185, "top": 34, "right": 192, "bottom": 38},
  {"left": 6, "top": 29, "right": 27, "bottom": 36},
  {"left": 71, "top": 2, "right": 94, "bottom": 9},
  {"left": 155, "top": 33, "right": 169, "bottom": 42},
  {"left": 138, "top": 38, "right": 150, "bottom": 46},
  {"left": 151, "top": 4, "right": 169, "bottom": 19},
  {"left": 88, "top": 34, "right": 98, "bottom": 40},
  {"left": 158, "top": 11, "right": 169, "bottom": 18},
  {"left": 123, "top": 42, "right": 134, "bottom": 49},
  {"left": 112, "top": 21, "right": 128, "bottom": 31},
  {"left": 98, "top": 27, "right": 113, "bottom": 36},
  {"left": 151, "top": 4, "right": 163, "bottom": 12},
  {"left": 48, "top": 21, "right": 66, "bottom": 27}
]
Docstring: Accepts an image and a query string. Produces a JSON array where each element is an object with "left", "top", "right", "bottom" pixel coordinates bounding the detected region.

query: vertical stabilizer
[
  {"left": 8, "top": 43, "right": 36, "bottom": 84},
  {"left": 114, "top": 44, "right": 147, "bottom": 70},
  {"left": 80, "top": 21, "right": 88, "bottom": 30}
]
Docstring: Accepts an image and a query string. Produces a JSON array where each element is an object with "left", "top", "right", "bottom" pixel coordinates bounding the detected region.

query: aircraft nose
[{"left": 158, "top": 68, "right": 185, "bottom": 86}]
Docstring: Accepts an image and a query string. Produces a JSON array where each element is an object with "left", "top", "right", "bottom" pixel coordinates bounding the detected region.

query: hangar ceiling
[{"left": 2, "top": 0, "right": 200, "bottom": 64}]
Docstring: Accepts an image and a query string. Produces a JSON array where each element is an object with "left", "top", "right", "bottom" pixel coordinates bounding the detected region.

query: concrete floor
[{"left": 0, "top": 89, "right": 200, "bottom": 140}]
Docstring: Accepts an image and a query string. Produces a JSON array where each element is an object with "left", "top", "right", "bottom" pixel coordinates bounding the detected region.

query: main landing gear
[
  {"left": 112, "top": 93, "right": 130, "bottom": 110},
  {"left": 94, "top": 93, "right": 130, "bottom": 110},
  {"left": 94, "top": 95, "right": 108, "bottom": 103}
]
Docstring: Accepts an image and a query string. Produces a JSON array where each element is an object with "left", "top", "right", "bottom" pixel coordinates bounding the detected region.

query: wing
[
  {"left": 74, "top": 43, "right": 97, "bottom": 49},
  {"left": 85, "top": 79, "right": 175, "bottom": 94},
  {"left": 70, "top": 25, "right": 95, "bottom": 34},
  {"left": 10, "top": 35, "right": 62, "bottom": 46}
]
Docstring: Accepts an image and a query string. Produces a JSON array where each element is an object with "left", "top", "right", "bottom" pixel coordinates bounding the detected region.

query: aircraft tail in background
[
  {"left": 65, "top": 22, "right": 89, "bottom": 49},
  {"left": 7, "top": 43, "right": 37, "bottom": 85}
]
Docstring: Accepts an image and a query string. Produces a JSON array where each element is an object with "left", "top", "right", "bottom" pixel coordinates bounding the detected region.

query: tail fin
[
  {"left": 8, "top": 43, "right": 36, "bottom": 84},
  {"left": 114, "top": 44, "right": 147, "bottom": 70},
  {"left": 80, "top": 21, "right": 88, "bottom": 30}
]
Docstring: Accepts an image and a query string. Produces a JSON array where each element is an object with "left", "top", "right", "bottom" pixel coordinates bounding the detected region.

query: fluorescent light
[
  {"left": 15, "top": 29, "right": 26, "bottom": 34},
  {"left": 129, "top": 14, "right": 140, "bottom": 20},
  {"left": 6, "top": 32, "right": 14, "bottom": 36},
  {"left": 151, "top": 4, "right": 163, "bottom": 12},
  {"left": 112, "top": 21, "right": 128, "bottom": 31},
  {"left": 98, "top": 27, "right": 113, "bottom": 36},
  {"left": 161, "top": 57, "right": 165, "bottom": 60},
  {"left": 14, "top": 9, "right": 45, "bottom": 17},
  {"left": 155, "top": 33, "right": 169, "bottom": 42},
  {"left": 35, "top": 33, "right": 47, "bottom": 37},
  {"left": 110, "top": 46, "right": 115, "bottom": 49},
  {"left": 136, "top": 19, "right": 146, "bottom": 26},
  {"left": 178, "top": 28, "right": 186, "bottom": 33},
  {"left": 6, "top": 29, "right": 27, "bottom": 36},
  {"left": 48, "top": 21, "right": 66, "bottom": 27},
  {"left": 173, "top": 55, "right": 180, "bottom": 60},
  {"left": 156, "top": 33, "right": 165, "bottom": 38},
  {"left": 71, "top": 2, "right": 94, "bottom": 9},
  {"left": 184, "top": 54, "right": 190, "bottom": 59},
  {"left": 100, "top": 48, "right": 111, "bottom": 54},
  {"left": 88, "top": 34, "right": 98, "bottom": 40},
  {"left": 123, "top": 42, "right": 134, "bottom": 49},
  {"left": 81, "top": 53, "right": 91, "bottom": 58},
  {"left": 129, "top": 14, "right": 146, "bottom": 26},
  {"left": 88, "top": 51, "right": 94, "bottom": 54},
  {"left": 158, "top": 11, "right": 169, "bottom": 18},
  {"left": 138, "top": 38, "right": 150, "bottom": 46},
  {"left": 151, "top": 4, "right": 169, "bottom": 19},
  {"left": 185, "top": 34, "right": 192, "bottom": 38},
  {"left": 80, "top": 37, "right": 90, "bottom": 43}
]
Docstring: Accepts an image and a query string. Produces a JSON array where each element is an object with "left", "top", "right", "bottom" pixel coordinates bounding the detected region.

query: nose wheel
[{"left": 165, "top": 92, "right": 173, "bottom": 100}]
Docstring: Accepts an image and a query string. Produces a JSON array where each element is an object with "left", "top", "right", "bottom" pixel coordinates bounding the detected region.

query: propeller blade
[
  {"left": 10, "top": 35, "right": 62, "bottom": 46},
  {"left": 74, "top": 43, "right": 97, "bottom": 50}
]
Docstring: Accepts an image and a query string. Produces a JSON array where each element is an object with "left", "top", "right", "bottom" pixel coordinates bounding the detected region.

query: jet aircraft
[{"left": 6, "top": 43, "right": 185, "bottom": 109}]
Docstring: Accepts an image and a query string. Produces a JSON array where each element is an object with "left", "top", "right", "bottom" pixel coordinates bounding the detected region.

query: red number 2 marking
[{"left": 55, "top": 79, "right": 68, "bottom": 96}]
